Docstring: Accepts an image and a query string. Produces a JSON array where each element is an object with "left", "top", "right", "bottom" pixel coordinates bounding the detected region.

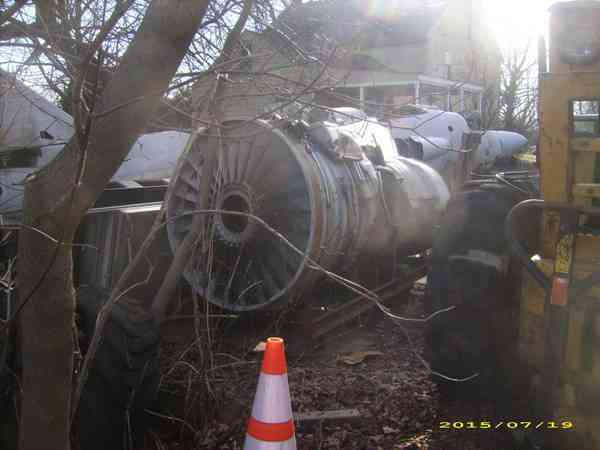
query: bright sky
[{"left": 484, "top": 0, "right": 556, "bottom": 53}]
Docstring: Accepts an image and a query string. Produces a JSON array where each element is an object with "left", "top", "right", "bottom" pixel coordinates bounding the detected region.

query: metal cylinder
[{"left": 166, "top": 118, "right": 449, "bottom": 311}]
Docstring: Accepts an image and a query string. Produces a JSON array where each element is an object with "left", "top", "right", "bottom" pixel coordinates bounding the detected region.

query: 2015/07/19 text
[{"left": 438, "top": 421, "right": 573, "bottom": 430}]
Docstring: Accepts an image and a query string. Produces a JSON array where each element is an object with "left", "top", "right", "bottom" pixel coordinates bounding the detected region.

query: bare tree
[
  {"left": 0, "top": 1, "right": 301, "bottom": 448},
  {"left": 13, "top": 1, "right": 211, "bottom": 449},
  {"left": 482, "top": 46, "right": 537, "bottom": 137},
  {"left": 499, "top": 48, "right": 537, "bottom": 136},
  {"left": 0, "top": 1, "right": 482, "bottom": 449}
]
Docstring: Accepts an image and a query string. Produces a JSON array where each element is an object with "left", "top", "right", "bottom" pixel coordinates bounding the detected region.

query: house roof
[{"left": 275, "top": 0, "right": 449, "bottom": 51}]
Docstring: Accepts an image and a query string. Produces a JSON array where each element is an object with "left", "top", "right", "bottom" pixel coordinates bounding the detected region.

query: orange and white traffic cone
[{"left": 243, "top": 337, "right": 296, "bottom": 450}]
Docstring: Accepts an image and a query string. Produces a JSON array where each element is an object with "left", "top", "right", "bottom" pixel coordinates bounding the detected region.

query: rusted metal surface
[
  {"left": 165, "top": 118, "right": 448, "bottom": 311},
  {"left": 77, "top": 202, "right": 172, "bottom": 300},
  {"left": 294, "top": 409, "right": 361, "bottom": 426},
  {"left": 311, "top": 264, "right": 428, "bottom": 339}
]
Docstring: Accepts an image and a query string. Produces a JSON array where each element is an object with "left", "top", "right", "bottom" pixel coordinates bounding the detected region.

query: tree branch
[
  {"left": 151, "top": 0, "right": 255, "bottom": 322},
  {"left": 0, "top": 0, "right": 26, "bottom": 28}
]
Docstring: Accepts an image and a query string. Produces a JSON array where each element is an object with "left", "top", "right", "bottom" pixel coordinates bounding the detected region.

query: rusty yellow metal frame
[
  {"left": 539, "top": 72, "right": 600, "bottom": 207},
  {"left": 538, "top": 72, "right": 600, "bottom": 261}
]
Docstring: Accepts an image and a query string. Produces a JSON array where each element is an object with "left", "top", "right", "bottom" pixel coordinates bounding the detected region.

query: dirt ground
[{"left": 152, "top": 284, "right": 518, "bottom": 450}]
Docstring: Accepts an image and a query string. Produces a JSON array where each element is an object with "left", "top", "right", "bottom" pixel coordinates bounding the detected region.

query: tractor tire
[
  {"left": 425, "top": 187, "right": 522, "bottom": 399},
  {"left": 0, "top": 314, "right": 17, "bottom": 449},
  {"left": 76, "top": 286, "right": 160, "bottom": 450}
]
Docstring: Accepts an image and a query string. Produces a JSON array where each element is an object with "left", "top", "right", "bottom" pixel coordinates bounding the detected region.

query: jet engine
[{"left": 166, "top": 118, "right": 449, "bottom": 311}]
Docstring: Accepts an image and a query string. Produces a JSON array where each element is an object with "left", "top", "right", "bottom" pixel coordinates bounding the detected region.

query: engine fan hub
[{"left": 215, "top": 184, "right": 256, "bottom": 245}]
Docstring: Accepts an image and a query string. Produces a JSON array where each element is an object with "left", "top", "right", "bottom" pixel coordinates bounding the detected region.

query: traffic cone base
[{"left": 244, "top": 434, "right": 297, "bottom": 450}]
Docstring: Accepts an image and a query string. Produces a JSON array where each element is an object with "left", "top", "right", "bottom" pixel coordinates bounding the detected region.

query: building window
[
  {"left": 571, "top": 100, "right": 600, "bottom": 136},
  {"left": 420, "top": 84, "right": 448, "bottom": 110},
  {"left": 336, "top": 87, "right": 360, "bottom": 101},
  {"left": 364, "top": 85, "right": 415, "bottom": 119},
  {"left": 464, "top": 91, "right": 481, "bottom": 113},
  {"left": 449, "top": 88, "right": 461, "bottom": 112},
  {"left": 318, "top": 87, "right": 361, "bottom": 108}
]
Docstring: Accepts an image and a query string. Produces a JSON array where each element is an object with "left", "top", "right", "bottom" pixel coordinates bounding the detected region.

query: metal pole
[{"left": 414, "top": 81, "right": 420, "bottom": 105}]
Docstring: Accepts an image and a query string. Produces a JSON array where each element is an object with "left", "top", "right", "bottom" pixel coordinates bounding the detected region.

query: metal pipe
[{"left": 505, "top": 198, "right": 600, "bottom": 294}]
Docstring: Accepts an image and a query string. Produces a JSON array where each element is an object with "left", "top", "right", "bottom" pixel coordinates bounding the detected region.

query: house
[
  {"left": 198, "top": 0, "right": 502, "bottom": 121},
  {"left": 278, "top": 0, "right": 501, "bottom": 117}
]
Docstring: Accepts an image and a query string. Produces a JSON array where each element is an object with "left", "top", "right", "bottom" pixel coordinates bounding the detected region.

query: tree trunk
[
  {"left": 18, "top": 222, "right": 76, "bottom": 450},
  {"left": 17, "top": 1, "right": 209, "bottom": 449}
]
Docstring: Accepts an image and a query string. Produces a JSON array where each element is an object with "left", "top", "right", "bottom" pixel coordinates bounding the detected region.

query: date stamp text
[{"left": 438, "top": 421, "right": 574, "bottom": 430}]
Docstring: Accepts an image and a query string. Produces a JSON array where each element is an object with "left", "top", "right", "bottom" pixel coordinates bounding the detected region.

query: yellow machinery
[
  {"left": 425, "top": 2, "right": 600, "bottom": 449},
  {"left": 506, "top": 1, "right": 600, "bottom": 447}
]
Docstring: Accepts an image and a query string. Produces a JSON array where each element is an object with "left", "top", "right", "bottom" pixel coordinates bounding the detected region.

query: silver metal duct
[{"left": 166, "top": 119, "right": 449, "bottom": 311}]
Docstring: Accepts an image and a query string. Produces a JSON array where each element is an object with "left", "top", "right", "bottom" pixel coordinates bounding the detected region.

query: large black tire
[
  {"left": 425, "top": 187, "right": 523, "bottom": 398},
  {"left": 0, "top": 304, "right": 17, "bottom": 450},
  {"left": 76, "top": 286, "right": 160, "bottom": 450}
]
